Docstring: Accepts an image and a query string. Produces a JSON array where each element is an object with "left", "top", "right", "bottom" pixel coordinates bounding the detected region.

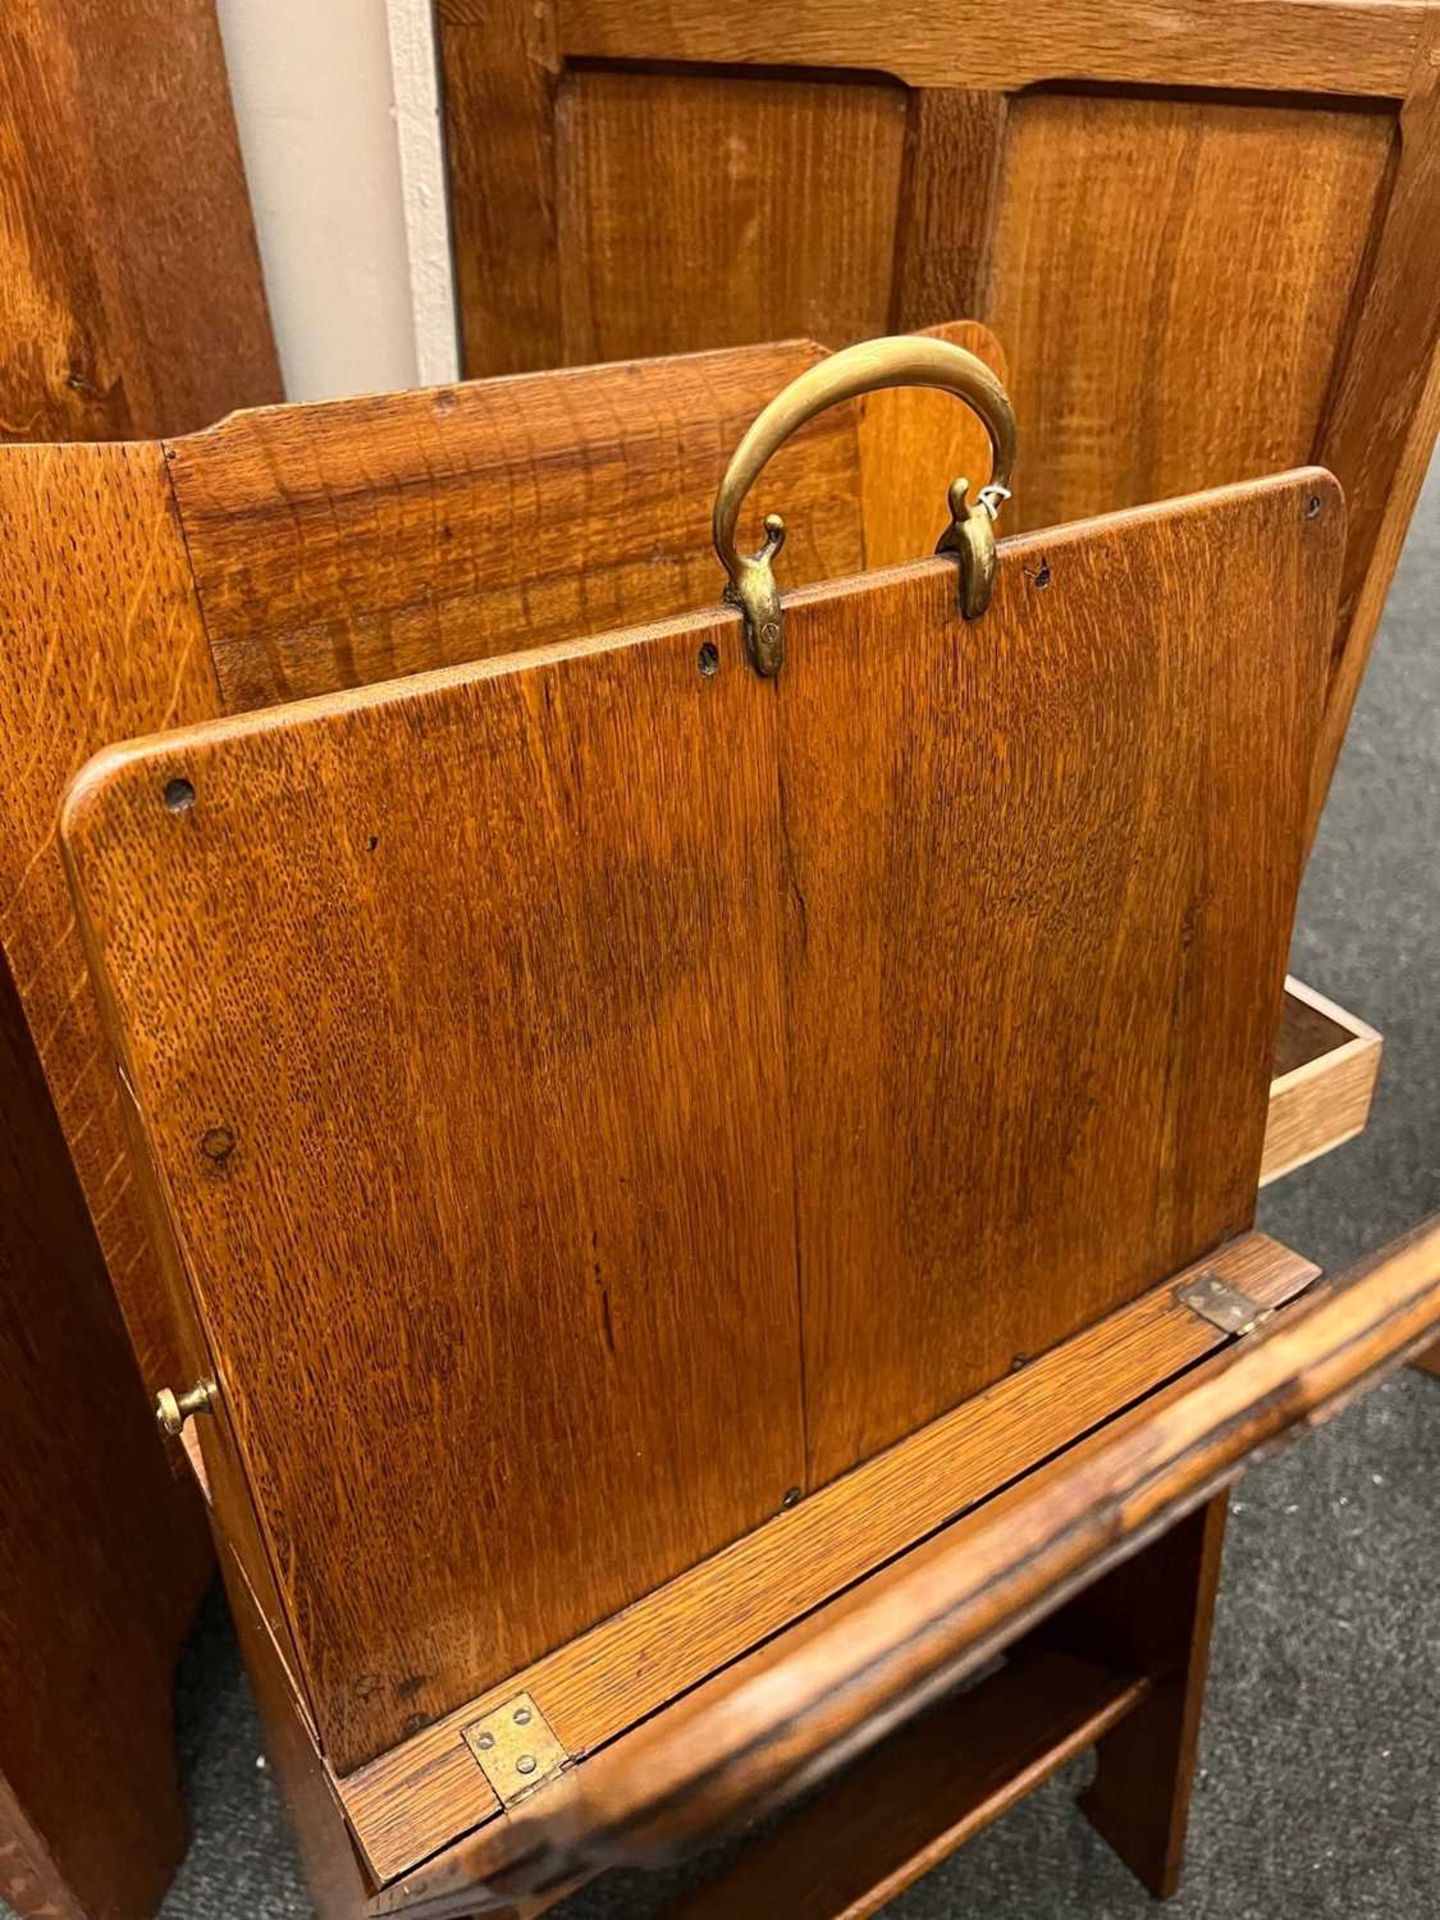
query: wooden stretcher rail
[
  {"left": 378, "top": 1214, "right": 1440, "bottom": 1917},
  {"left": 338, "top": 1232, "right": 1317, "bottom": 1884},
  {"left": 661, "top": 1648, "right": 1152, "bottom": 1920}
]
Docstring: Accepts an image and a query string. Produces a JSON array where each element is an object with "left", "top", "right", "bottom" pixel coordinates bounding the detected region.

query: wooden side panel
[
  {"left": 1311, "top": 23, "right": 1440, "bottom": 829},
  {"left": 554, "top": 68, "right": 908, "bottom": 367},
  {"left": 63, "top": 615, "right": 805, "bottom": 1776},
  {"left": 0, "top": 0, "right": 279, "bottom": 442},
  {"left": 782, "top": 475, "right": 1341, "bottom": 1480},
  {"left": 165, "top": 343, "right": 864, "bottom": 710},
  {"left": 0, "top": 441, "right": 221, "bottom": 1391},
  {"left": 988, "top": 92, "right": 1394, "bottom": 532},
  {"left": 0, "top": 949, "right": 191, "bottom": 1920}
]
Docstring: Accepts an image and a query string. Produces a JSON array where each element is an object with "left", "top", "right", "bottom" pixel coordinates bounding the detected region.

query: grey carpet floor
[{"left": 139, "top": 469, "right": 1440, "bottom": 1915}]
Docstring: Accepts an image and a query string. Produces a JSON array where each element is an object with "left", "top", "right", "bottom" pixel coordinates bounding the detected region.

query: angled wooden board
[
  {"left": 62, "top": 471, "right": 1339, "bottom": 1776},
  {"left": 777, "top": 473, "right": 1341, "bottom": 1479},
  {"left": 64, "top": 616, "right": 804, "bottom": 1776}
]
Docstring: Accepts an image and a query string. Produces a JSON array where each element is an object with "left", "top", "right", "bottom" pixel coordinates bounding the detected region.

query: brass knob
[{"left": 156, "top": 1379, "right": 217, "bottom": 1436}]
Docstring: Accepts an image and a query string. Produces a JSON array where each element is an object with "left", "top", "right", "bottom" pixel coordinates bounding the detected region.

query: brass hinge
[
  {"left": 462, "top": 1691, "right": 569, "bottom": 1808},
  {"left": 1174, "top": 1269, "right": 1273, "bottom": 1336}
]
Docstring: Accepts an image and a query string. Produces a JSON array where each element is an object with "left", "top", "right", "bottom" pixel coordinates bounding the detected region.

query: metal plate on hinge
[
  {"left": 1174, "top": 1269, "right": 1273, "bottom": 1336},
  {"left": 462, "top": 1691, "right": 569, "bottom": 1808}
]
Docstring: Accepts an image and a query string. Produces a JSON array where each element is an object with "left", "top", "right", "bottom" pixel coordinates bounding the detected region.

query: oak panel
[
  {"left": 64, "top": 615, "right": 805, "bottom": 1777},
  {"left": 62, "top": 475, "right": 1338, "bottom": 1786},
  {"left": 0, "top": 441, "right": 220, "bottom": 1390},
  {"left": 166, "top": 344, "right": 863, "bottom": 709},
  {"left": 555, "top": 68, "right": 909, "bottom": 365},
  {"left": 989, "top": 92, "right": 1393, "bottom": 532},
  {"left": 784, "top": 475, "right": 1340, "bottom": 1479},
  {"left": 0, "top": 0, "right": 278, "bottom": 443}
]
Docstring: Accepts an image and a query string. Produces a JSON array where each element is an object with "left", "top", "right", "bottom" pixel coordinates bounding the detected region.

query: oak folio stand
[{"left": 60, "top": 341, "right": 1440, "bottom": 1917}]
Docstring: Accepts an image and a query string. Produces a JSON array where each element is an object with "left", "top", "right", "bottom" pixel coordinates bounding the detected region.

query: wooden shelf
[{"left": 664, "top": 1650, "right": 1149, "bottom": 1920}]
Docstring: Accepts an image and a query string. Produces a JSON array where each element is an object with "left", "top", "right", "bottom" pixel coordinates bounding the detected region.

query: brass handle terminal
[
  {"left": 712, "top": 335, "right": 1018, "bottom": 677},
  {"left": 156, "top": 1378, "right": 218, "bottom": 1436}
]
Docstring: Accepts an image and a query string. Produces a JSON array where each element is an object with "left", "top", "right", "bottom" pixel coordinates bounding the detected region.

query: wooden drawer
[{"left": 1263, "top": 978, "right": 1383, "bottom": 1186}]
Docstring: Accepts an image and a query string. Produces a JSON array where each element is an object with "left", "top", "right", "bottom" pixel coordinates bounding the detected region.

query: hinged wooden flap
[{"left": 62, "top": 469, "right": 1340, "bottom": 1776}]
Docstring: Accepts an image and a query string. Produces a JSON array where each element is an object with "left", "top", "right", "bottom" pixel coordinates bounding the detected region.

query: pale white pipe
[{"left": 214, "top": 0, "right": 422, "bottom": 401}]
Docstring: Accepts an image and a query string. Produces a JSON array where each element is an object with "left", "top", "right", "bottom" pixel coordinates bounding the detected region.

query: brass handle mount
[
  {"left": 156, "top": 1378, "right": 218, "bottom": 1436},
  {"left": 711, "top": 335, "right": 1018, "bottom": 677}
]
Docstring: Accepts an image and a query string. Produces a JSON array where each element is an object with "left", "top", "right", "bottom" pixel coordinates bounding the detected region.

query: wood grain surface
[
  {"left": 555, "top": 0, "right": 1427, "bottom": 96},
  {"left": 438, "top": 0, "right": 1440, "bottom": 831},
  {"left": 166, "top": 326, "right": 1007, "bottom": 711},
  {"left": 1262, "top": 980, "right": 1383, "bottom": 1185},
  {"left": 341, "top": 1234, "right": 1317, "bottom": 1884},
  {"left": 0, "top": 952, "right": 193, "bottom": 1920},
  {"left": 0, "top": 442, "right": 220, "bottom": 1391},
  {"left": 0, "top": 0, "right": 279, "bottom": 442},
  {"left": 1310, "top": 16, "right": 1440, "bottom": 829},
  {"left": 65, "top": 610, "right": 808, "bottom": 1776},
  {"left": 663, "top": 1649, "right": 1151, "bottom": 1920},
  {"left": 167, "top": 343, "right": 856, "bottom": 709},
  {"left": 782, "top": 474, "right": 1340, "bottom": 1479},
  {"left": 1061, "top": 1495, "right": 1229, "bottom": 1898},
  {"left": 64, "top": 472, "right": 1336, "bottom": 1792},
  {"left": 555, "top": 69, "right": 907, "bottom": 365},
  {"left": 988, "top": 92, "right": 1391, "bottom": 534},
  {"left": 0, "top": 7, "right": 275, "bottom": 1913},
  {"left": 857, "top": 320, "right": 1005, "bottom": 565}
]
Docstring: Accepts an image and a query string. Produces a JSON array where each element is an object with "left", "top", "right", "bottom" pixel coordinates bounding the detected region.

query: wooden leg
[
  {"left": 1412, "top": 1341, "right": 1440, "bottom": 1378},
  {"left": 0, "top": 954, "right": 211, "bottom": 1920},
  {"left": 1040, "top": 1492, "right": 1228, "bottom": 1900}
]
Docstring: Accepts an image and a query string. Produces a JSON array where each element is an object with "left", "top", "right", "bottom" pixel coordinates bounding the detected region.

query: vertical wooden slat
[
  {"left": 1059, "top": 1495, "right": 1229, "bottom": 1898},
  {"left": 553, "top": 69, "right": 909, "bottom": 366},
  {"left": 436, "top": 0, "right": 564, "bottom": 376},
  {"left": 1310, "top": 24, "right": 1440, "bottom": 832},
  {"left": 891, "top": 90, "right": 1009, "bottom": 330}
]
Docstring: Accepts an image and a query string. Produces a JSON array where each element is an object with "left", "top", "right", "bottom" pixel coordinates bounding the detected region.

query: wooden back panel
[
  {"left": 167, "top": 342, "right": 847, "bottom": 709},
  {"left": 63, "top": 470, "right": 1339, "bottom": 1773},
  {"left": 437, "top": 0, "right": 1440, "bottom": 816},
  {"left": 1, "top": 0, "right": 278, "bottom": 444},
  {"left": 165, "top": 323, "right": 1002, "bottom": 710}
]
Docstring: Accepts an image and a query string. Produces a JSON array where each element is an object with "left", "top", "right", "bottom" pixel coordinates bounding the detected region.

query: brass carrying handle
[{"left": 712, "top": 335, "right": 1018, "bottom": 677}]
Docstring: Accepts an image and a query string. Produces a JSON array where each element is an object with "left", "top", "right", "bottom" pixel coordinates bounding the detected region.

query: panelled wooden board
[
  {"left": 63, "top": 467, "right": 1341, "bottom": 1781},
  {"left": 437, "top": 0, "right": 1440, "bottom": 831}
]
